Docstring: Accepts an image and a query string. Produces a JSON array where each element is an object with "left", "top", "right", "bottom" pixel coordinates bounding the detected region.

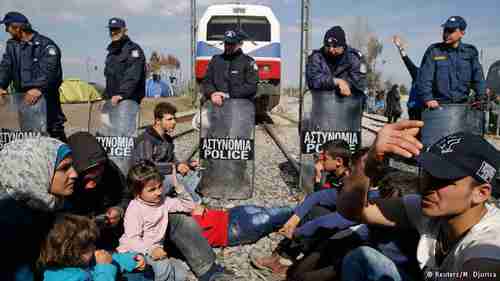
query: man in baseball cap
[
  {"left": 0, "top": 11, "right": 67, "bottom": 142},
  {"left": 0, "top": 11, "right": 30, "bottom": 25},
  {"left": 103, "top": 17, "right": 146, "bottom": 137},
  {"left": 441, "top": 16, "right": 467, "bottom": 31},
  {"left": 336, "top": 120, "right": 500, "bottom": 280}
]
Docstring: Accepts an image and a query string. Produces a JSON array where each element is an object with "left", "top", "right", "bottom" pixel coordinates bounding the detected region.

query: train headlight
[{"left": 261, "top": 65, "right": 271, "bottom": 72}]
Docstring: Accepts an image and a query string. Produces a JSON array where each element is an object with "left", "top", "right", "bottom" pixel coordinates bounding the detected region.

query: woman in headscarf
[{"left": 0, "top": 137, "right": 78, "bottom": 281}]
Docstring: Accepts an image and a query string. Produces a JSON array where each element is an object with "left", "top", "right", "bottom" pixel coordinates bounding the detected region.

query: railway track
[{"left": 168, "top": 110, "right": 387, "bottom": 175}]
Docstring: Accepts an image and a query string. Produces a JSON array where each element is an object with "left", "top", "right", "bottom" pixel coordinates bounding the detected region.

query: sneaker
[{"left": 250, "top": 253, "right": 290, "bottom": 278}]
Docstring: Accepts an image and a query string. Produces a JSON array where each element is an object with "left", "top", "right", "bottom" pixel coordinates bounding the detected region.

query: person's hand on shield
[
  {"left": 334, "top": 78, "right": 352, "bottom": 97},
  {"left": 111, "top": 95, "right": 123, "bottom": 106},
  {"left": 0, "top": 88, "right": 8, "bottom": 106},
  {"left": 425, "top": 100, "right": 440, "bottom": 109},
  {"left": 24, "top": 88, "right": 42, "bottom": 105},
  {"left": 211, "top": 92, "right": 225, "bottom": 106}
]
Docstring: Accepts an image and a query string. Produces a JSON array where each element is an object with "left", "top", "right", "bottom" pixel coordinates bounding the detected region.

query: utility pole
[
  {"left": 298, "top": 0, "right": 311, "bottom": 191},
  {"left": 298, "top": 0, "right": 311, "bottom": 131},
  {"left": 191, "top": 0, "right": 197, "bottom": 97}
]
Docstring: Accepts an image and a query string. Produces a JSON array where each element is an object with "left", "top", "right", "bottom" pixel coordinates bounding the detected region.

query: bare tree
[
  {"left": 399, "top": 84, "right": 409, "bottom": 96},
  {"left": 348, "top": 16, "right": 370, "bottom": 53}
]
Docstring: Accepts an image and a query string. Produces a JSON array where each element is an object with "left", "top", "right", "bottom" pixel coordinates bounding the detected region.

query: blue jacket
[
  {"left": 0, "top": 31, "right": 62, "bottom": 93},
  {"left": 43, "top": 252, "right": 138, "bottom": 281},
  {"left": 401, "top": 55, "right": 423, "bottom": 109},
  {"left": 306, "top": 46, "right": 367, "bottom": 98},
  {"left": 145, "top": 79, "right": 170, "bottom": 97},
  {"left": 417, "top": 42, "right": 485, "bottom": 104},
  {"left": 293, "top": 188, "right": 380, "bottom": 237}
]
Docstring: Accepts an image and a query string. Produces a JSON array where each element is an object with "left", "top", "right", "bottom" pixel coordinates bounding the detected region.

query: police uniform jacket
[
  {"left": 306, "top": 46, "right": 367, "bottom": 98},
  {"left": 417, "top": 42, "right": 485, "bottom": 104},
  {"left": 104, "top": 36, "right": 146, "bottom": 104},
  {"left": 0, "top": 31, "right": 62, "bottom": 94},
  {"left": 202, "top": 49, "right": 259, "bottom": 100}
]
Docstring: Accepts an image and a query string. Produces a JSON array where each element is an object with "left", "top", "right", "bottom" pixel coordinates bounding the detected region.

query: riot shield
[
  {"left": 0, "top": 95, "right": 45, "bottom": 150},
  {"left": 88, "top": 100, "right": 137, "bottom": 176},
  {"left": 421, "top": 104, "right": 485, "bottom": 147},
  {"left": 299, "top": 90, "right": 362, "bottom": 193},
  {"left": 199, "top": 98, "right": 256, "bottom": 199},
  {"left": 487, "top": 60, "right": 500, "bottom": 97},
  {"left": 487, "top": 61, "right": 500, "bottom": 135}
]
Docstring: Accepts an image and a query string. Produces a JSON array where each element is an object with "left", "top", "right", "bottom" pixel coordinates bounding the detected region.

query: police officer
[
  {"left": 202, "top": 30, "right": 259, "bottom": 106},
  {"left": 306, "top": 26, "right": 367, "bottom": 98},
  {"left": 104, "top": 18, "right": 145, "bottom": 136},
  {"left": 0, "top": 12, "right": 67, "bottom": 141},
  {"left": 417, "top": 16, "right": 485, "bottom": 109}
]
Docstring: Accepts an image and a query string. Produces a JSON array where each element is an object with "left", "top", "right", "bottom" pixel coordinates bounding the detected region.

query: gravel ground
[
  {"left": 171, "top": 104, "right": 380, "bottom": 280},
  {"left": 173, "top": 121, "right": 303, "bottom": 281}
]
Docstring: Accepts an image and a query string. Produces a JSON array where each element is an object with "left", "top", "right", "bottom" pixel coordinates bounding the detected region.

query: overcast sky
[{"left": 1, "top": 0, "right": 499, "bottom": 88}]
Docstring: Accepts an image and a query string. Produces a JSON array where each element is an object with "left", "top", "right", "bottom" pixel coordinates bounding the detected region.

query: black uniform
[
  {"left": 202, "top": 49, "right": 259, "bottom": 100},
  {"left": 0, "top": 31, "right": 66, "bottom": 140},
  {"left": 104, "top": 35, "right": 146, "bottom": 104},
  {"left": 306, "top": 46, "right": 367, "bottom": 98}
]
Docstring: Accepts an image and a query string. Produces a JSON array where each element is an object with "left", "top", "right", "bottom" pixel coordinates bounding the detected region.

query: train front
[{"left": 195, "top": 4, "right": 281, "bottom": 115}]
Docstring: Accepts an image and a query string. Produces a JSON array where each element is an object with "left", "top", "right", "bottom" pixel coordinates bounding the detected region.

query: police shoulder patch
[
  {"left": 46, "top": 45, "right": 57, "bottom": 56},
  {"left": 251, "top": 60, "right": 258, "bottom": 71},
  {"left": 360, "top": 63, "right": 367, "bottom": 74},
  {"left": 131, "top": 49, "right": 140, "bottom": 58}
]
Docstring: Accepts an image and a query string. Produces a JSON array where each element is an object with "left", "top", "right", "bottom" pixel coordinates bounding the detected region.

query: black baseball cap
[
  {"left": 418, "top": 132, "right": 499, "bottom": 187},
  {"left": 0, "top": 11, "right": 30, "bottom": 25},
  {"left": 223, "top": 30, "right": 242, "bottom": 44},
  {"left": 107, "top": 17, "right": 126, "bottom": 29},
  {"left": 441, "top": 16, "right": 467, "bottom": 31}
]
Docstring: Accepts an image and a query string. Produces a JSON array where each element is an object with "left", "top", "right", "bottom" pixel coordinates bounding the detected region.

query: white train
[{"left": 196, "top": 4, "right": 281, "bottom": 113}]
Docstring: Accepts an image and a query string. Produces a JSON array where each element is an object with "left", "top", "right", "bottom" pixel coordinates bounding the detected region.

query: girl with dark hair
[
  {"left": 39, "top": 214, "right": 147, "bottom": 281},
  {"left": 117, "top": 160, "right": 194, "bottom": 281}
]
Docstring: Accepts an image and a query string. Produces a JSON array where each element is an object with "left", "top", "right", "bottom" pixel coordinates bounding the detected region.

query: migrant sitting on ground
[
  {"left": 67, "top": 131, "right": 133, "bottom": 250},
  {"left": 132, "top": 102, "right": 201, "bottom": 203},
  {"left": 287, "top": 171, "right": 422, "bottom": 281},
  {"left": 39, "top": 214, "right": 149, "bottom": 281},
  {"left": 251, "top": 140, "right": 368, "bottom": 278},
  {"left": 69, "top": 132, "right": 237, "bottom": 281},
  {"left": 337, "top": 120, "right": 500, "bottom": 280},
  {"left": 118, "top": 161, "right": 236, "bottom": 281},
  {"left": 117, "top": 161, "right": 192, "bottom": 281},
  {"left": 0, "top": 137, "right": 77, "bottom": 281}
]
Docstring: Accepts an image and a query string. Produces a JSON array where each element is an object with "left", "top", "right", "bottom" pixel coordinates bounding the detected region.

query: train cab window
[{"left": 207, "top": 16, "right": 271, "bottom": 42}]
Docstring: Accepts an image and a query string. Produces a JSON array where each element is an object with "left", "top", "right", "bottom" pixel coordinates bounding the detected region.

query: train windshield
[{"left": 207, "top": 16, "right": 271, "bottom": 42}]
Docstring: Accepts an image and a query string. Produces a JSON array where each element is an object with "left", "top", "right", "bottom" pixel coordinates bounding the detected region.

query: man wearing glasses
[
  {"left": 417, "top": 16, "right": 485, "bottom": 109},
  {"left": 103, "top": 17, "right": 145, "bottom": 136},
  {"left": 306, "top": 25, "right": 367, "bottom": 98}
]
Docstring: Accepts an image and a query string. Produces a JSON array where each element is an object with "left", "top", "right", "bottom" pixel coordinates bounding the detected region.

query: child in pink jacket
[{"left": 118, "top": 161, "right": 195, "bottom": 281}]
